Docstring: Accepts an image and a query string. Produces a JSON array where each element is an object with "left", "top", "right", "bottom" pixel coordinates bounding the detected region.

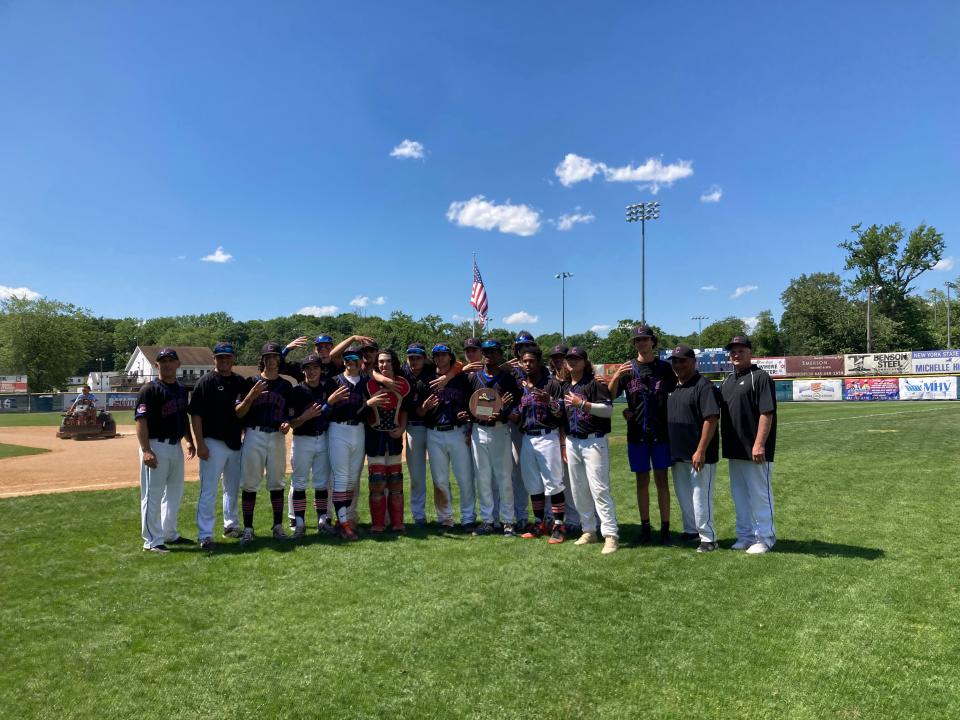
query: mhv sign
[{"left": 898, "top": 376, "right": 957, "bottom": 400}]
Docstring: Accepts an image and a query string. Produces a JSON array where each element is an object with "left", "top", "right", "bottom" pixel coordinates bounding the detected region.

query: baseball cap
[
  {"left": 156, "top": 347, "right": 178, "bottom": 361},
  {"left": 669, "top": 345, "right": 696, "bottom": 360},
  {"left": 313, "top": 334, "right": 334, "bottom": 345},
  {"left": 212, "top": 342, "right": 235, "bottom": 356},
  {"left": 463, "top": 337, "right": 482, "bottom": 350},
  {"left": 515, "top": 331, "right": 536, "bottom": 345},
  {"left": 725, "top": 335, "right": 753, "bottom": 350},
  {"left": 301, "top": 353, "right": 322, "bottom": 367},
  {"left": 565, "top": 346, "right": 588, "bottom": 361},
  {"left": 406, "top": 343, "right": 426, "bottom": 357},
  {"left": 261, "top": 342, "right": 283, "bottom": 356},
  {"left": 431, "top": 343, "right": 452, "bottom": 355},
  {"left": 631, "top": 325, "right": 657, "bottom": 340},
  {"left": 361, "top": 339, "right": 379, "bottom": 351},
  {"left": 549, "top": 344, "right": 569, "bottom": 358},
  {"left": 342, "top": 345, "right": 362, "bottom": 361},
  {"left": 480, "top": 340, "right": 502, "bottom": 351}
]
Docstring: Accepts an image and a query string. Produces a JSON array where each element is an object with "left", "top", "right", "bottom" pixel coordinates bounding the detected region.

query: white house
[{"left": 122, "top": 346, "right": 216, "bottom": 388}]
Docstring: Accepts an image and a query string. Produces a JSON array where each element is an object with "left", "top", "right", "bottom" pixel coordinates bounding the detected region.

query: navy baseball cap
[
  {"left": 431, "top": 343, "right": 452, "bottom": 355},
  {"left": 342, "top": 345, "right": 362, "bottom": 361},
  {"left": 260, "top": 342, "right": 283, "bottom": 356},
  {"left": 463, "top": 337, "right": 482, "bottom": 350},
  {"left": 480, "top": 340, "right": 502, "bottom": 351},
  {"left": 549, "top": 344, "right": 569, "bottom": 357},
  {"left": 725, "top": 335, "right": 753, "bottom": 350},
  {"left": 361, "top": 339, "right": 379, "bottom": 350},
  {"left": 631, "top": 325, "right": 656, "bottom": 339},
  {"left": 212, "top": 342, "right": 235, "bottom": 356},
  {"left": 669, "top": 345, "right": 696, "bottom": 360},
  {"left": 515, "top": 331, "right": 536, "bottom": 344},
  {"left": 313, "top": 334, "right": 334, "bottom": 345},
  {"left": 302, "top": 353, "right": 322, "bottom": 367},
  {"left": 156, "top": 347, "right": 178, "bottom": 361},
  {"left": 565, "top": 346, "right": 588, "bottom": 360},
  {"left": 406, "top": 343, "right": 426, "bottom": 357}
]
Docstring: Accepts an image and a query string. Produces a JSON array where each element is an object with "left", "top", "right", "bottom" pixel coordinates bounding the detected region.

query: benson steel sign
[{"left": 844, "top": 352, "right": 911, "bottom": 376}]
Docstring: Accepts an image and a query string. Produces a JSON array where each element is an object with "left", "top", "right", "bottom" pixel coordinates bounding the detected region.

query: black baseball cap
[
  {"left": 631, "top": 325, "right": 656, "bottom": 340},
  {"left": 669, "top": 345, "right": 696, "bottom": 360},
  {"left": 565, "top": 346, "right": 588, "bottom": 361},
  {"left": 156, "top": 348, "right": 178, "bottom": 361},
  {"left": 212, "top": 343, "right": 235, "bottom": 356},
  {"left": 302, "top": 353, "right": 322, "bottom": 367},
  {"left": 361, "top": 339, "right": 379, "bottom": 351},
  {"left": 549, "top": 344, "right": 569, "bottom": 357},
  {"left": 463, "top": 337, "right": 482, "bottom": 350},
  {"left": 406, "top": 343, "right": 426, "bottom": 357},
  {"left": 725, "top": 335, "right": 753, "bottom": 350},
  {"left": 342, "top": 345, "right": 362, "bottom": 361},
  {"left": 261, "top": 342, "right": 283, "bottom": 356}
]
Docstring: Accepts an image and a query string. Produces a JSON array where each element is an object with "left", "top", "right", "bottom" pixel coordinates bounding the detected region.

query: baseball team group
[{"left": 135, "top": 326, "right": 778, "bottom": 556}]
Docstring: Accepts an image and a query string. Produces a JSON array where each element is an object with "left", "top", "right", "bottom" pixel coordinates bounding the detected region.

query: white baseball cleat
[
  {"left": 746, "top": 542, "right": 770, "bottom": 555},
  {"left": 731, "top": 539, "right": 752, "bottom": 550},
  {"left": 601, "top": 536, "right": 619, "bottom": 555},
  {"left": 574, "top": 531, "right": 597, "bottom": 546}
]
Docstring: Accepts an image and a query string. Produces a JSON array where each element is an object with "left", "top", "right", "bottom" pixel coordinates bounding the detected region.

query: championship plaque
[{"left": 469, "top": 388, "right": 503, "bottom": 419}]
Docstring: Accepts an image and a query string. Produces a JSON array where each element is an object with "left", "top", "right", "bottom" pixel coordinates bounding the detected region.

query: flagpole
[{"left": 472, "top": 252, "right": 477, "bottom": 337}]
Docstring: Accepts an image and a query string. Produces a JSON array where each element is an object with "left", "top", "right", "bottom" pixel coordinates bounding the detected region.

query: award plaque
[{"left": 469, "top": 387, "right": 503, "bottom": 419}]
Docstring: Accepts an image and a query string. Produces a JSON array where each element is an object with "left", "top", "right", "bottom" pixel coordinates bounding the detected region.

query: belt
[
  {"left": 474, "top": 421, "right": 504, "bottom": 428},
  {"left": 333, "top": 420, "right": 360, "bottom": 426},
  {"left": 523, "top": 428, "right": 554, "bottom": 437},
  {"left": 408, "top": 420, "right": 425, "bottom": 426},
  {"left": 150, "top": 437, "right": 180, "bottom": 445},
  {"left": 431, "top": 424, "right": 458, "bottom": 432},
  {"left": 294, "top": 430, "right": 326, "bottom": 437},
  {"left": 568, "top": 431, "right": 605, "bottom": 440},
  {"left": 252, "top": 426, "right": 279, "bottom": 434}
]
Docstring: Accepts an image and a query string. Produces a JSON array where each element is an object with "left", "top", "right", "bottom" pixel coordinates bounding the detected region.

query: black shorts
[{"left": 365, "top": 427, "right": 403, "bottom": 457}]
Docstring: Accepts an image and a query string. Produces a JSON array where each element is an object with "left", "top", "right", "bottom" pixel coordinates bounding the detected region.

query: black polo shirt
[
  {"left": 188, "top": 371, "right": 247, "bottom": 450},
  {"left": 667, "top": 372, "right": 721, "bottom": 464},
  {"left": 719, "top": 365, "right": 777, "bottom": 462}
]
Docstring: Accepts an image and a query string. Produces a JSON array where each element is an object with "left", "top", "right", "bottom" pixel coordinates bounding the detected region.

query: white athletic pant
[
  {"left": 406, "top": 424, "right": 428, "bottom": 522},
  {"left": 510, "top": 424, "right": 529, "bottom": 524},
  {"left": 565, "top": 435, "right": 619, "bottom": 539},
  {"left": 287, "top": 433, "right": 331, "bottom": 520},
  {"left": 427, "top": 427, "right": 475, "bottom": 525},
  {"left": 560, "top": 460, "right": 582, "bottom": 528},
  {"left": 240, "top": 428, "right": 287, "bottom": 492},
  {"left": 519, "top": 432, "right": 565, "bottom": 496},
  {"left": 196, "top": 438, "right": 242, "bottom": 540},
  {"left": 329, "top": 422, "right": 365, "bottom": 496},
  {"left": 140, "top": 440, "right": 185, "bottom": 549},
  {"left": 729, "top": 459, "right": 776, "bottom": 547},
  {"left": 473, "top": 424, "right": 514, "bottom": 524},
  {"left": 672, "top": 461, "right": 717, "bottom": 542}
]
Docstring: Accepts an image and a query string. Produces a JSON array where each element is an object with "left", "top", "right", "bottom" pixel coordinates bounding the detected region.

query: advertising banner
[
  {"left": 911, "top": 350, "right": 960, "bottom": 375},
  {"left": 0, "top": 394, "right": 26, "bottom": 412},
  {"left": 755, "top": 357, "right": 786, "bottom": 377},
  {"left": 844, "top": 352, "right": 912, "bottom": 376},
  {"left": 898, "top": 376, "right": 957, "bottom": 400},
  {"left": 660, "top": 349, "right": 733, "bottom": 374},
  {"left": 792, "top": 379, "right": 843, "bottom": 401},
  {"left": 783, "top": 355, "right": 844, "bottom": 377},
  {"left": 106, "top": 393, "right": 138, "bottom": 410},
  {"left": 843, "top": 377, "right": 900, "bottom": 401},
  {"left": 0, "top": 375, "right": 28, "bottom": 393}
]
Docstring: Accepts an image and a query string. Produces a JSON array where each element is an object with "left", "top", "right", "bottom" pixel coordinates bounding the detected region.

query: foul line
[{"left": 781, "top": 406, "right": 958, "bottom": 426}]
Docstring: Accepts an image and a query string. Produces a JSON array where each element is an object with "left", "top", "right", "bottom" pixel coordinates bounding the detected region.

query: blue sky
[{"left": 1, "top": 1, "right": 958, "bottom": 338}]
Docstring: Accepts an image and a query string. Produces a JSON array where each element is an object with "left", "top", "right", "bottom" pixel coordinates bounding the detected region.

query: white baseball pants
[
  {"left": 672, "top": 461, "right": 717, "bottom": 542},
  {"left": 519, "top": 432, "right": 565, "bottom": 496},
  {"left": 406, "top": 424, "right": 428, "bottom": 523},
  {"left": 287, "top": 433, "right": 331, "bottom": 517},
  {"left": 329, "top": 422, "right": 365, "bottom": 496},
  {"left": 565, "top": 436, "right": 619, "bottom": 539},
  {"left": 240, "top": 428, "right": 286, "bottom": 492},
  {"left": 729, "top": 459, "right": 776, "bottom": 547},
  {"left": 427, "top": 427, "right": 475, "bottom": 525},
  {"left": 196, "top": 437, "right": 242, "bottom": 540},
  {"left": 140, "top": 440, "right": 185, "bottom": 549},
  {"left": 510, "top": 424, "right": 529, "bottom": 524},
  {"left": 473, "top": 424, "right": 514, "bottom": 524}
]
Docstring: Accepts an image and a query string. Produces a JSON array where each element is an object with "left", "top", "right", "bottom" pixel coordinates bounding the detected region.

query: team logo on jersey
[{"left": 137, "top": 404, "right": 147, "bottom": 414}]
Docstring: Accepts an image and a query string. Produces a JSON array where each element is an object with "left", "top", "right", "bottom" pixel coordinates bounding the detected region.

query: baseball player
[
  {"left": 548, "top": 344, "right": 582, "bottom": 533},
  {"left": 420, "top": 344, "right": 475, "bottom": 531},
  {"left": 510, "top": 346, "right": 567, "bottom": 544},
  {"left": 284, "top": 353, "right": 350, "bottom": 538},
  {"left": 188, "top": 342, "right": 248, "bottom": 550},
  {"left": 719, "top": 335, "right": 778, "bottom": 554},
  {"left": 666, "top": 345, "right": 721, "bottom": 553},
  {"left": 402, "top": 343, "right": 434, "bottom": 526},
  {"left": 234, "top": 342, "right": 294, "bottom": 547},
  {"left": 135, "top": 348, "right": 196, "bottom": 553},
  {"left": 562, "top": 347, "right": 619, "bottom": 554},
  {"left": 465, "top": 340, "right": 520, "bottom": 536},
  {"left": 505, "top": 331, "right": 537, "bottom": 530},
  {"left": 608, "top": 325, "right": 678, "bottom": 545}
]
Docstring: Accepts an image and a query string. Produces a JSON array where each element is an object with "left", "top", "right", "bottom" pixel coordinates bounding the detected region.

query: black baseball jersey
[
  {"left": 280, "top": 356, "right": 345, "bottom": 384},
  {"left": 422, "top": 372, "right": 472, "bottom": 428},
  {"left": 468, "top": 367, "right": 521, "bottom": 424},
  {"left": 562, "top": 373, "right": 612, "bottom": 436},
  {"left": 188, "top": 371, "right": 248, "bottom": 450},
  {"left": 288, "top": 378, "right": 338, "bottom": 436},
  {"left": 667, "top": 372, "right": 721, "bottom": 464},
  {"left": 327, "top": 373, "right": 372, "bottom": 424},
  {"left": 135, "top": 379, "right": 189, "bottom": 440},
  {"left": 403, "top": 364, "right": 437, "bottom": 421},
  {"left": 719, "top": 365, "right": 778, "bottom": 462},
  {"left": 615, "top": 358, "right": 676, "bottom": 444},
  {"left": 515, "top": 373, "right": 563, "bottom": 432},
  {"left": 240, "top": 375, "right": 293, "bottom": 430}
]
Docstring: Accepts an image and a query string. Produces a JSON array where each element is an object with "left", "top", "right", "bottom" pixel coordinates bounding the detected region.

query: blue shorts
[{"left": 628, "top": 441, "right": 673, "bottom": 473}]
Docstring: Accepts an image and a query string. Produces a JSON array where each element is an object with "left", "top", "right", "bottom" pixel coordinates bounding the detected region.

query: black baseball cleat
[
  {"left": 630, "top": 522, "right": 652, "bottom": 546},
  {"left": 659, "top": 523, "right": 671, "bottom": 546},
  {"left": 168, "top": 536, "right": 195, "bottom": 545},
  {"left": 680, "top": 532, "right": 701, "bottom": 544},
  {"left": 696, "top": 541, "right": 718, "bottom": 553}
]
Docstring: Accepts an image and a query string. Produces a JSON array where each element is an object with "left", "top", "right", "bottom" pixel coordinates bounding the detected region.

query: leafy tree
[
  {"left": 751, "top": 310, "right": 784, "bottom": 357},
  {"left": 698, "top": 317, "right": 748, "bottom": 350},
  {"left": 780, "top": 273, "right": 859, "bottom": 355}
]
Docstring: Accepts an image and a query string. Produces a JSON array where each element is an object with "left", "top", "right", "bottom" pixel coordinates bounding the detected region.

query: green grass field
[
  {"left": 0, "top": 442, "right": 48, "bottom": 459},
  {"left": 0, "top": 410, "right": 135, "bottom": 427},
  {"left": 1, "top": 402, "right": 959, "bottom": 719}
]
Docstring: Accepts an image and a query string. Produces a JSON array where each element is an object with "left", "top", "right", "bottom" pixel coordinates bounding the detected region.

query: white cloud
[
  {"left": 741, "top": 316, "right": 760, "bottom": 332},
  {"left": 700, "top": 285, "right": 718, "bottom": 291},
  {"left": 700, "top": 185, "right": 723, "bottom": 203},
  {"left": 446, "top": 195, "right": 541, "bottom": 237},
  {"left": 556, "top": 209, "right": 596, "bottom": 231},
  {"left": 349, "top": 296, "right": 370, "bottom": 308},
  {"left": 372, "top": 296, "right": 386, "bottom": 305},
  {"left": 201, "top": 246, "right": 233, "bottom": 263},
  {"left": 390, "top": 139, "right": 425, "bottom": 160},
  {"left": 451, "top": 314, "right": 471, "bottom": 322},
  {"left": 297, "top": 305, "right": 339, "bottom": 317},
  {"left": 555, "top": 152, "right": 694, "bottom": 192},
  {"left": 590, "top": 324, "right": 610, "bottom": 334},
  {"left": 731, "top": 285, "right": 759, "bottom": 299},
  {"left": 0, "top": 285, "right": 41, "bottom": 301},
  {"left": 502, "top": 311, "right": 539, "bottom": 325},
  {"left": 933, "top": 257, "right": 955, "bottom": 271}
]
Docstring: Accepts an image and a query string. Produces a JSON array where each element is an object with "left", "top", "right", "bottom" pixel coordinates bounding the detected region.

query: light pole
[
  {"left": 95, "top": 356, "right": 105, "bottom": 390},
  {"left": 947, "top": 282, "right": 956, "bottom": 349},
  {"left": 866, "top": 285, "right": 880, "bottom": 353},
  {"left": 692, "top": 315, "right": 709, "bottom": 348},
  {"left": 626, "top": 201, "right": 660, "bottom": 323},
  {"left": 555, "top": 271, "right": 573, "bottom": 340}
]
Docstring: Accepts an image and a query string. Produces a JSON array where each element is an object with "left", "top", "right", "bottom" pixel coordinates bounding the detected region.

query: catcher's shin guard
[{"left": 387, "top": 467, "right": 404, "bottom": 531}]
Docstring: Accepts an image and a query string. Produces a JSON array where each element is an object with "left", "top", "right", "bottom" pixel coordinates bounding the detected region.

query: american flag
[{"left": 471, "top": 259, "right": 489, "bottom": 327}]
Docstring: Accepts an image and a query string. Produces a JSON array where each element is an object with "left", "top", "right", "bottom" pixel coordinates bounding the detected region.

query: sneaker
[
  {"left": 574, "top": 531, "right": 597, "bottom": 546},
  {"left": 520, "top": 522, "right": 544, "bottom": 539},
  {"left": 548, "top": 524, "right": 566, "bottom": 545},
  {"left": 492, "top": 521, "right": 503, "bottom": 531},
  {"left": 731, "top": 538, "right": 752, "bottom": 550},
  {"left": 439, "top": 522, "right": 456, "bottom": 535},
  {"left": 293, "top": 519, "right": 306, "bottom": 539},
  {"left": 630, "top": 522, "right": 652, "bottom": 546},
  {"left": 223, "top": 525, "right": 242, "bottom": 538},
  {"left": 414, "top": 518, "right": 428, "bottom": 528},
  {"left": 338, "top": 521, "right": 359, "bottom": 542},
  {"left": 239, "top": 528, "right": 255, "bottom": 547},
  {"left": 746, "top": 542, "right": 770, "bottom": 555},
  {"left": 272, "top": 523, "right": 290, "bottom": 540},
  {"left": 461, "top": 522, "right": 477, "bottom": 535},
  {"left": 601, "top": 536, "right": 619, "bottom": 555},
  {"left": 167, "top": 536, "right": 195, "bottom": 545},
  {"left": 696, "top": 541, "right": 717, "bottom": 553},
  {"left": 659, "top": 524, "right": 671, "bottom": 546},
  {"left": 472, "top": 522, "right": 494, "bottom": 536},
  {"left": 199, "top": 537, "right": 214, "bottom": 551},
  {"left": 317, "top": 516, "right": 335, "bottom": 536},
  {"left": 503, "top": 524, "right": 517, "bottom": 537},
  {"left": 144, "top": 544, "right": 170, "bottom": 554},
  {"left": 680, "top": 532, "right": 701, "bottom": 544}
]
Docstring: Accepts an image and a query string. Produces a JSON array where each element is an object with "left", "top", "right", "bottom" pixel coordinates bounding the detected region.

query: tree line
[{"left": 1, "top": 222, "right": 954, "bottom": 392}]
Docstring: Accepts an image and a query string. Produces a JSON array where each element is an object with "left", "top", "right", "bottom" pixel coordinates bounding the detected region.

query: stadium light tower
[
  {"left": 626, "top": 201, "right": 660, "bottom": 323},
  {"left": 692, "top": 315, "right": 709, "bottom": 348},
  {"left": 866, "top": 285, "right": 880, "bottom": 352},
  {"left": 555, "top": 271, "right": 574, "bottom": 340},
  {"left": 947, "top": 282, "right": 956, "bottom": 349}
]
